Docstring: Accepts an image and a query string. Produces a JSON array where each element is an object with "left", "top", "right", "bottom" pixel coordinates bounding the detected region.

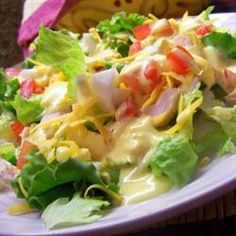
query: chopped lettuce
[
  {"left": 35, "top": 27, "right": 85, "bottom": 99},
  {"left": 11, "top": 94, "right": 43, "bottom": 125},
  {"left": 12, "top": 149, "right": 104, "bottom": 209},
  {"left": 202, "top": 32, "right": 236, "bottom": 59},
  {"left": 0, "top": 143, "right": 16, "bottom": 165},
  {"left": 97, "top": 12, "right": 147, "bottom": 57},
  {"left": 97, "top": 12, "right": 147, "bottom": 34},
  {"left": 194, "top": 126, "right": 236, "bottom": 157},
  {"left": 42, "top": 193, "right": 110, "bottom": 229},
  {"left": 149, "top": 133, "right": 198, "bottom": 186},
  {"left": 0, "top": 113, "right": 16, "bottom": 142}
]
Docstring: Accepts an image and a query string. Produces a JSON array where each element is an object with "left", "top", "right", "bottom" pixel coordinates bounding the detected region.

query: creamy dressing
[
  {"left": 119, "top": 166, "right": 172, "bottom": 204},
  {"left": 106, "top": 116, "right": 161, "bottom": 165},
  {"left": 105, "top": 116, "right": 172, "bottom": 204}
]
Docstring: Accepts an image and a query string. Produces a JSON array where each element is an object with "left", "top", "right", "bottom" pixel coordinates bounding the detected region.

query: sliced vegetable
[
  {"left": 42, "top": 193, "right": 110, "bottom": 229},
  {"left": 20, "top": 79, "right": 43, "bottom": 100},
  {"left": 199, "top": 6, "right": 215, "bottom": 21}
]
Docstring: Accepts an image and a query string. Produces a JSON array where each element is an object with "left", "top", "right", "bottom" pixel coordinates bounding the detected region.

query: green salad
[{"left": 1, "top": 7, "right": 236, "bottom": 230}]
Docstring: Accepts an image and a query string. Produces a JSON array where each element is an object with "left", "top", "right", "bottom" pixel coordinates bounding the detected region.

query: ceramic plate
[{"left": 1, "top": 13, "right": 236, "bottom": 236}]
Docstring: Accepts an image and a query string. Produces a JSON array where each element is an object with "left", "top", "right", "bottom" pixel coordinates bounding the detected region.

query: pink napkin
[{"left": 18, "top": 0, "right": 79, "bottom": 51}]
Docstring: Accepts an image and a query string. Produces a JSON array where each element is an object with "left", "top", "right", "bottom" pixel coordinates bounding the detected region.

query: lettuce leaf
[
  {"left": 35, "top": 27, "right": 85, "bottom": 99},
  {"left": 202, "top": 32, "right": 236, "bottom": 59},
  {"left": 41, "top": 193, "right": 110, "bottom": 229},
  {"left": 0, "top": 143, "right": 16, "bottom": 165},
  {"left": 96, "top": 12, "right": 147, "bottom": 57},
  {"left": 12, "top": 150, "right": 104, "bottom": 209},
  {"left": 11, "top": 94, "right": 43, "bottom": 125},
  {"left": 97, "top": 12, "right": 147, "bottom": 34},
  {"left": 199, "top": 6, "right": 215, "bottom": 20},
  {"left": 149, "top": 133, "right": 198, "bottom": 186},
  {"left": 194, "top": 126, "right": 235, "bottom": 157}
]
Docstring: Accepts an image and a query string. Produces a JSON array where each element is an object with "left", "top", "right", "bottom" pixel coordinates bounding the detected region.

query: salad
[{"left": 1, "top": 6, "right": 236, "bottom": 230}]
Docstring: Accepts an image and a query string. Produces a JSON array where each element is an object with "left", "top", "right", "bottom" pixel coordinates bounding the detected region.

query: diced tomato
[
  {"left": 32, "top": 81, "right": 43, "bottom": 94},
  {"left": 167, "top": 46, "right": 193, "bottom": 75},
  {"left": 129, "top": 41, "right": 143, "bottom": 56},
  {"left": 196, "top": 24, "right": 212, "bottom": 36},
  {"left": 17, "top": 141, "right": 35, "bottom": 169},
  {"left": 143, "top": 60, "right": 161, "bottom": 90},
  {"left": 132, "top": 23, "right": 151, "bottom": 40},
  {"left": 5, "top": 67, "right": 21, "bottom": 77},
  {"left": 121, "top": 73, "right": 141, "bottom": 91},
  {"left": 10, "top": 121, "right": 25, "bottom": 141},
  {"left": 116, "top": 98, "right": 138, "bottom": 121},
  {"left": 20, "top": 79, "right": 43, "bottom": 99}
]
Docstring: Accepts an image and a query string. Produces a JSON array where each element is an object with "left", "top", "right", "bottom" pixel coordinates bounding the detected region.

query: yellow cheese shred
[{"left": 7, "top": 201, "right": 33, "bottom": 215}]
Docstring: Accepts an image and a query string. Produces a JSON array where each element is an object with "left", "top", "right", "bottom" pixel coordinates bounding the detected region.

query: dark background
[{"left": 1, "top": 0, "right": 236, "bottom": 235}]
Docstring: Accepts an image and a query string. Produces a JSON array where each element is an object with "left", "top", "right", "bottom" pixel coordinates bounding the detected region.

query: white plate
[{"left": 1, "top": 13, "right": 236, "bottom": 236}]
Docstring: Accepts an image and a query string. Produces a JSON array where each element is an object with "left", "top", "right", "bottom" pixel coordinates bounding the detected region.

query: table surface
[{"left": 1, "top": 1, "right": 236, "bottom": 235}]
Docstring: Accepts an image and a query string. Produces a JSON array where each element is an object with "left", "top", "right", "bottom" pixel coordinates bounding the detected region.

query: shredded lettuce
[
  {"left": 42, "top": 193, "right": 110, "bottom": 229},
  {"left": 202, "top": 32, "right": 236, "bottom": 59},
  {"left": 149, "top": 133, "right": 198, "bottom": 186},
  {"left": 11, "top": 94, "right": 43, "bottom": 125},
  {"left": 35, "top": 26, "right": 85, "bottom": 99},
  {"left": 11, "top": 149, "right": 104, "bottom": 209}
]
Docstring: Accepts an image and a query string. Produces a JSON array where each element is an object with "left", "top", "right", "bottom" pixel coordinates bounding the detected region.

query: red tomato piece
[
  {"left": 10, "top": 121, "right": 25, "bottom": 141},
  {"left": 32, "top": 80, "right": 43, "bottom": 94},
  {"left": 132, "top": 23, "right": 151, "bottom": 40},
  {"left": 116, "top": 98, "right": 138, "bottom": 121},
  {"left": 196, "top": 24, "right": 212, "bottom": 36},
  {"left": 5, "top": 67, "right": 21, "bottom": 77},
  {"left": 143, "top": 60, "right": 161, "bottom": 90},
  {"left": 129, "top": 41, "right": 142, "bottom": 56},
  {"left": 167, "top": 46, "right": 192, "bottom": 75},
  {"left": 17, "top": 141, "right": 35, "bottom": 170}
]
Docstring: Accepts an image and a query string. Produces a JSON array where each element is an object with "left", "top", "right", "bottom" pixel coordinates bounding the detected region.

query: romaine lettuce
[
  {"left": 35, "top": 27, "right": 85, "bottom": 99},
  {"left": 149, "top": 133, "right": 198, "bottom": 186},
  {"left": 0, "top": 143, "right": 16, "bottom": 165},
  {"left": 12, "top": 149, "right": 104, "bottom": 209},
  {"left": 42, "top": 193, "right": 109, "bottom": 229},
  {"left": 11, "top": 94, "right": 43, "bottom": 125}
]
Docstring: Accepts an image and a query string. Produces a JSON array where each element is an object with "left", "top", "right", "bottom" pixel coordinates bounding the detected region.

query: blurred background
[{"left": 1, "top": 0, "right": 236, "bottom": 68}]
